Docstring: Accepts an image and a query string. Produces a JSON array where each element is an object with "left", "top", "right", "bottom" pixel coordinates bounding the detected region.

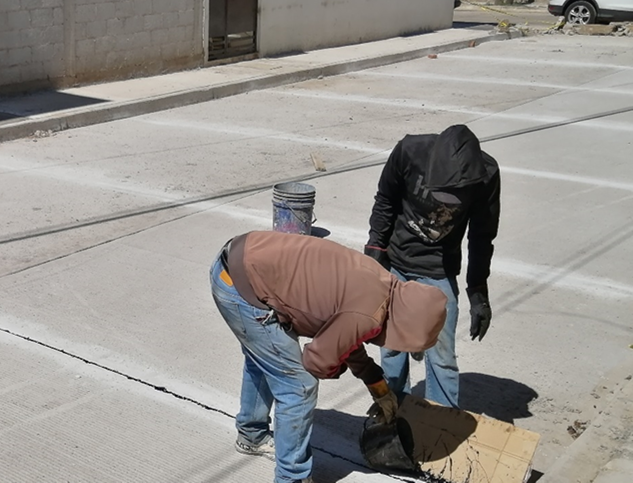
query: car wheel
[{"left": 565, "top": 1, "right": 597, "bottom": 25}]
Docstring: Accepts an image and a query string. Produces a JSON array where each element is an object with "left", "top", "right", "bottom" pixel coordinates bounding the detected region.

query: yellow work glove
[{"left": 366, "top": 379, "right": 398, "bottom": 424}]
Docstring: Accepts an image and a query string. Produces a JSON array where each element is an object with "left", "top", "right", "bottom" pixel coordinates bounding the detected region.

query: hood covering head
[
  {"left": 379, "top": 279, "right": 447, "bottom": 353},
  {"left": 425, "top": 124, "right": 488, "bottom": 189}
]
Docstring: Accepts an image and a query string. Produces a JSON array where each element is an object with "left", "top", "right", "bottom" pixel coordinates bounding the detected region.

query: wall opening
[{"left": 208, "top": 0, "right": 258, "bottom": 61}]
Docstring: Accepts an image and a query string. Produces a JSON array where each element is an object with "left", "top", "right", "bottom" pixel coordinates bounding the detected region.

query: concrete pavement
[
  {"left": 1, "top": 28, "right": 633, "bottom": 483},
  {"left": 0, "top": 27, "right": 520, "bottom": 144}
]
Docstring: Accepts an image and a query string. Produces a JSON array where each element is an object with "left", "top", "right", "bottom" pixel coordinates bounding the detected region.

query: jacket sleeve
[
  {"left": 467, "top": 163, "right": 501, "bottom": 292},
  {"left": 367, "top": 141, "right": 405, "bottom": 248},
  {"left": 302, "top": 312, "right": 384, "bottom": 385}
]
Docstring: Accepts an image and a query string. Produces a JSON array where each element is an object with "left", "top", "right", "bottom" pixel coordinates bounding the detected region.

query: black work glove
[
  {"left": 364, "top": 245, "right": 391, "bottom": 271},
  {"left": 467, "top": 287, "right": 492, "bottom": 341}
]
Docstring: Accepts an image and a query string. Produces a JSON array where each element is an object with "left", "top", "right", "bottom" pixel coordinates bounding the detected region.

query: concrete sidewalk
[{"left": 0, "top": 27, "right": 520, "bottom": 143}]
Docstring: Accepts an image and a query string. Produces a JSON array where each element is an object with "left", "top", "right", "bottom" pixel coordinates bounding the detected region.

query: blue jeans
[
  {"left": 381, "top": 268, "right": 460, "bottom": 408},
  {"left": 210, "top": 256, "right": 318, "bottom": 483}
]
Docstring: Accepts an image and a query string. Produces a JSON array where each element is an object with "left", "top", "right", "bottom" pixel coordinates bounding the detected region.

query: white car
[{"left": 548, "top": 0, "right": 633, "bottom": 24}]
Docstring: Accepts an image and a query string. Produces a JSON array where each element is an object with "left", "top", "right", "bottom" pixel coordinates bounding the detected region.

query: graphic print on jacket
[{"left": 407, "top": 177, "right": 465, "bottom": 243}]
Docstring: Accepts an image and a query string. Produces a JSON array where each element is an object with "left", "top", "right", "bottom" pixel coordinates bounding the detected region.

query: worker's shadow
[
  {"left": 311, "top": 397, "right": 480, "bottom": 482},
  {"left": 412, "top": 372, "right": 539, "bottom": 424},
  {"left": 310, "top": 409, "right": 377, "bottom": 482}
]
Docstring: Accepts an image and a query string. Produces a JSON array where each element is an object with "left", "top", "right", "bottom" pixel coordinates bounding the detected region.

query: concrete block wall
[
  {"left": 0, "top": 0, "right": 204, "bottom": 93},
  {"left": 71, "top": 0, "right": 203, "bottom": 83},
  {"left": 1, "top": 0, "right": 454, "bottom": 93},
  {"left": 258, "top": 0, "right": 454, "bottom": 57},
  {"left": 0, "top": 0, "right": 66, "bottom": 89}
]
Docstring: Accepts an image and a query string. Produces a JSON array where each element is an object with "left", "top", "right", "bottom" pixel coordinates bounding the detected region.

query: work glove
[
  {"left": 364, "top": 245, "right": 391, "bottom": 271},
  {"left": 467, "top": 287, "right": 492, "bottom": 341},
  {"left": 366, "top": 379, "right": 398, "bottom": 424}
]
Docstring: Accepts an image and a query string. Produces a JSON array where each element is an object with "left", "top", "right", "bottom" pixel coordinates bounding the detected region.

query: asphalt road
[{"left": 1, "top": 32, "right": 632, "bottom": 483}]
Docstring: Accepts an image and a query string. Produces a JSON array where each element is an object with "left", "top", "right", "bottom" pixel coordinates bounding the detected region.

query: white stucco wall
[{"left": 257, "top": 0, "right": 454, "bottom": 57}]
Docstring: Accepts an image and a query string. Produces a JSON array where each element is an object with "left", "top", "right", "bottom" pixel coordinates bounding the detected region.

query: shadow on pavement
[
  {"left": 411, "top": 372, "right": 539, "bottom": 424},
  {"left": 0, "top": 112, "right": 21, "bottom": 121},
  {"left": 0, "top": 91, "right": 107, "bottom": 120},
  {"left": 312, "top": 409, "right": 375, "bottom": 482},
  {"left": 310, "top": 226, "right": 332, "bottom": 238},
  {"left": 396, "top": 395, "right": 478, "bottom": 463},
  {"left": 453, "top": 21, "right": 497, "bottom": 29},
  {"left": 527, "top": 469, "right": 545, "bottom": 482}
]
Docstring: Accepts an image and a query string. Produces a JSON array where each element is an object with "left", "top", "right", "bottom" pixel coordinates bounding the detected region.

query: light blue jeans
[
  {"left": 210, "top": 256, "right": 318, "bottom": 483},
  {"left": 381, "top": 268, "right": 460, "bottom": 408}
]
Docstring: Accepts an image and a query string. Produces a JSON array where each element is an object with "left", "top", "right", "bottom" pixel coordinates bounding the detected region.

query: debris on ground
[
  {"left": 497, "top": 19, "right": 515, "bottom": 32},
  {"left": 310, "top": 152, "right": 326, "bottom": 172},
  {"left": 567, "top": 420, "right": 590, "bottom": 440},
  {"left": 29, "top": 129, "right": 54, "bottom": 140},
  {"left": 490, "top": 19, "right": 531, "bottom": 36},
  {"left": 543, "top": 20, "right": 633, "bottom": 37}
]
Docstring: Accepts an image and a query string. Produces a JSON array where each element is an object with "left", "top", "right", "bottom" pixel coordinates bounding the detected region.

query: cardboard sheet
[{"left": 396, "top": 395, "right": 540, "bottom": 483}]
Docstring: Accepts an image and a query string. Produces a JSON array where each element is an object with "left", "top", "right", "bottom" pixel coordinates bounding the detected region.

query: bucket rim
[{"left": 273, "top": 181, "right": 316, "bottom": 195}]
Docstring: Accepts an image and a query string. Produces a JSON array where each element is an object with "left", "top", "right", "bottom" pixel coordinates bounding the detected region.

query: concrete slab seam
[
  {"left": 0, "top": 324, "right": 410, "bottom": 480},
  {"left": 0, "top": 31, "right": 521, "bottom": 144},
  {"left": 0, "top": 208, "right": 198, "bottom": 278},
  {"left": 0, "top": 325, "right": 235, "bottom": 419},
  {"left": 0, "top": 184, "right": 271, "bottom": 246},
  {"left": 3, "top": 101, "right": 633, "bottom": 251}
]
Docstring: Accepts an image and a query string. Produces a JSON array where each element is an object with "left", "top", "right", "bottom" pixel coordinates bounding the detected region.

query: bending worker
[
  {"left": 365, "top": 124, "right": 501, "bottom": 408},
  {"left": 210, "top": 231, "right": 447, "bottom": 483}
]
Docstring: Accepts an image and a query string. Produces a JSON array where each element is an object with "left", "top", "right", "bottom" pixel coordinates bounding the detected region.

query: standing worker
[
  {"left": 210, "top": 231, "right": 447, "bottom": 483},
  {"left": 364, "top": 124, "right": 501, "bottom": 408}
]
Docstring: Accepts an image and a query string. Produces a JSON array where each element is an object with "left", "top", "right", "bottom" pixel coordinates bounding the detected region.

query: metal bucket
[
  {"left": 360, "top": 420, "right": 416, "bottom": 473},
  {"left": 272, "top": 182, "right": 316, "bottom": 235}
]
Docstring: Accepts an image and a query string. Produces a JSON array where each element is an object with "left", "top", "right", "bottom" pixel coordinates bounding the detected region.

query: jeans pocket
[
  {"left": 213, "top": 294, "right": 248, "bottom": 338},
  {"left": 212, "top": 286, "right": 240, "bottom": 308}
]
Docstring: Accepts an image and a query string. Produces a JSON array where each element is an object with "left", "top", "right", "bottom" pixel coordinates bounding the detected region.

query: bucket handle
[{"left": 279, "top": 200, "right": 317, "bottom": 225}]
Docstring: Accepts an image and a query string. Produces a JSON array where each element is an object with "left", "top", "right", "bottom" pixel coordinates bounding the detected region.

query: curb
[
  {"left": 0, "top": 31, "right": 522, "bottom": 144},
  {"left": 540, "top": 354, "right": 633, "bottom": 483}
]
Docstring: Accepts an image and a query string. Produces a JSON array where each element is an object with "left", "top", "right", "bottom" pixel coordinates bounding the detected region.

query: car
[{"left": 548, "top": 0, "right": 633, "bottom": 25}]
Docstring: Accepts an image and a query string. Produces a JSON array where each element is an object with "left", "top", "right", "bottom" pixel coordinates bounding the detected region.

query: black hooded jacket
[{"left": 367, "top": 125, "right": 500, "bottom": 291}]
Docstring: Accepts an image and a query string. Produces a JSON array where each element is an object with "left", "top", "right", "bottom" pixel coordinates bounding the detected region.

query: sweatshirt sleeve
[
  {"left": 302, "top": 312, "right": 384, "bottom": 385},
  {"left": 467, "top": 163, "right": 501, "bottom": 291},
  {"left": 367, "top": 141, "right": 405, "bottom": 248}
]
